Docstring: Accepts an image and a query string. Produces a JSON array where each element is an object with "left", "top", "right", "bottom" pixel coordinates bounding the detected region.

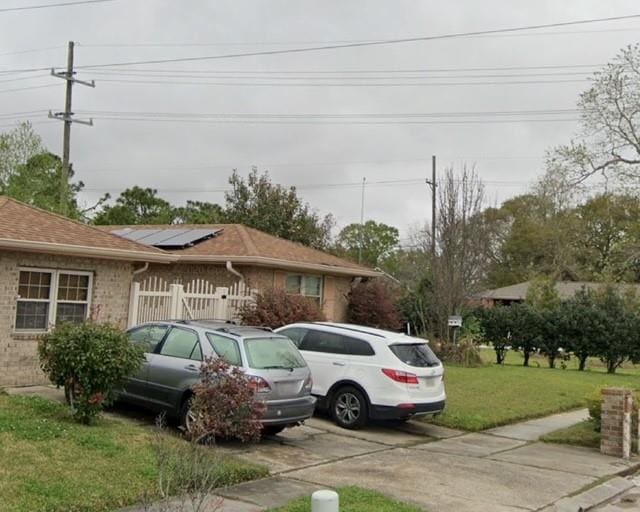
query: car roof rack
[{"left": 309, "top": 322, "right": 387, "bottom": 338}]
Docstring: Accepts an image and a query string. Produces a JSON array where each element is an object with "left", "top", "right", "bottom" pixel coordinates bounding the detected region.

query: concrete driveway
[
  {"left": 220, "top": 412, "right": 639, "bottom": 512},
  {"left": 8, "top": 387, "right": 639, "bottom": 511}
]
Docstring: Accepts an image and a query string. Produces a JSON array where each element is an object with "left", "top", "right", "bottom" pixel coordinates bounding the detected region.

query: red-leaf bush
[
  {"left": 347, "top": 280, "right": 403, "bottom": 330},
  {"left": 239, "top": 287, "right": 325, "bottom": 328},
  {"left": 190, "top": 358, "right": 265, "bottom": 443}
]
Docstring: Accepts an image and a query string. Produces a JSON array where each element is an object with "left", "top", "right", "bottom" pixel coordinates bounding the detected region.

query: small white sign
[{"left": 448, "top": 315, "right": 463, "bottom": 327}]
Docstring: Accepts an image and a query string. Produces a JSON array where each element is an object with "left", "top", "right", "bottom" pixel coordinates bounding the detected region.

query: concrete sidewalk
[{"left": 485, "top": 408, "right": 590, "bottom": 441}]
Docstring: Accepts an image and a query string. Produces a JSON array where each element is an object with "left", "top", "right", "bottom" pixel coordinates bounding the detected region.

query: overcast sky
[{"left": 1, "top": 0, "right": 639, "bottom": 241}]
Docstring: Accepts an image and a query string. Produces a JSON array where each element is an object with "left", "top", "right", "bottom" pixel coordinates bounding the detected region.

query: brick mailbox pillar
[{"left": 600, "top": 388, "right": 633, "bottom": 459}]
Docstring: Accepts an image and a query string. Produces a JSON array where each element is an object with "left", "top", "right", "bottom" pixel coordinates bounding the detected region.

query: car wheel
[
  {"left": 331, "top": 386, "right": 368, "bottom": 430},
  {"left": 179, "top": 396, "right": 196, "bottom": 434},
  {"left": 262, "top": 425, "right": 286, "bottom": 437}
]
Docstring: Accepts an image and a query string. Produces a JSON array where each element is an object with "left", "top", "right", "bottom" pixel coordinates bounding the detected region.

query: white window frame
[
  {"left": 15, "top": 267, "right": 93, "bottom": 332},
  {"left": 285, "top": 274, "right": 323, "bottom": 304}
]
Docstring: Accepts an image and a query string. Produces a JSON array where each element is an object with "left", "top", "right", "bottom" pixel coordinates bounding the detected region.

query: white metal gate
[{"left": 128, "top": 277, "right": 256, "bottom": 327}]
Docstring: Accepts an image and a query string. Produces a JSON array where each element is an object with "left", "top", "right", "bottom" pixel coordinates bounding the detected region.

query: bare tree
[
  {"left": 404, "top": 166, "right": 490, "bottom": 339},
  {"left": 547, "top": 44, "right": 640, "bottom": 187}
]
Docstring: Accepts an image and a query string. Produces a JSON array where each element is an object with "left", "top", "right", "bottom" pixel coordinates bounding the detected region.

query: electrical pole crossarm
[
  {"left": 48, "top": 110, "right": 94, "bottom": 126},
  {"left": 52, "top": 41, "right": 95, "bottom": 216},
  {"left": 50, "top": 67, "right": 95, "bottom": 88}
]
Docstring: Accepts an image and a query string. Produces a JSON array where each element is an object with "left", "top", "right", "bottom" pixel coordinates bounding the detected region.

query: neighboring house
[
  {"left": 101, "top": 224, "right": 379, "bottom": 323},
  {"left": 0, "top": 198, "right": 377, "bottom": 387},
  {"left": 477, "top": 280, "right": 640, "bottom": 307}
]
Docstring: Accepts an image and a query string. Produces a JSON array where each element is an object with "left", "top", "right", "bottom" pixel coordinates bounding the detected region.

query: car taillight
[
  {"left": 248, "top": 376, "right": 271, "bottom": 393},
  {"left": 381, "top": 368, "right": 419, "bottom": 385},
  {"left": 303, "top": 375, "right": 313, "bottom": 390}
]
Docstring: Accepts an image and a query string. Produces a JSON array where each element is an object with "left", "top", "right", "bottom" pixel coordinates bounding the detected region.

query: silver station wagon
[{"left": 119, "top": 320, "right": 316, "bottom": 435}]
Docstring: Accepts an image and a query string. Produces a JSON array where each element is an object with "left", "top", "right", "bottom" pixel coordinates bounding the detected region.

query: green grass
[
  {"left": 540, "top": 420, "right": 601, "bottom": 448},
  {"left": 0, "top": 394, "right": 267, "bottom": 512},
  {"left": 267, "top": 487, "right": 423, "bottom": 512},
  {"left": 479, "top": 348, "right": 640, "bottom": 373},
  {"left": 426, "top": 350, "right": 640, "bottom": 431}
]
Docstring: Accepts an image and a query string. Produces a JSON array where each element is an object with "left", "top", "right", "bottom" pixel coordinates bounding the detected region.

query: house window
[
  {"left": 285, "top": 274, "right": 323, "bottom": 304},
  {"left": 15, "top": 269, "right": 92, "bottom": 331}
]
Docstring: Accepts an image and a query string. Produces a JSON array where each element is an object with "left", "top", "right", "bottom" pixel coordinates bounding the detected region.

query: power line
[
  {"left": 67, "top": 13, "right": 640, "bottom": 70},
  {"left": 82, "top": 177, "right": 532, "bottom": 194},
  {"left": 0, "top": 45, "right": 63, "bottom": 58},
  {"left": 0, "top": 120, "right": 56, "bottom": 129},
  {"left": 90, "top": 63, "right": 604, "bottom": 74},
  {"left": 72, "top": 26, "right": 640, "bottom": 48},
  {"left": 77, "top": 108, "right": 581, "bottom": 118},
  {"left": 95, "top": 77, "right": 587, "bottom": 87},
  {"left": 81, "top": 155, "right": 544, "bottom": 173},
  {"left": 0, "top": 73, "right": 49, "bottom": 84},
  {"left": 0, "top": 83, "right": 60, "bottom": 94},
  {"left": 0, "top": 0, "right": 114, "bottom": 13},
  {"left": 89, "top": 69, "right": 592, "bottom": 80}
]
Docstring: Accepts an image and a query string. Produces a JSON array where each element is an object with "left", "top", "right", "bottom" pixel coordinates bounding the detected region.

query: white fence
[{"left": 128, "top": 277, "right": 256, "bottom": 327}]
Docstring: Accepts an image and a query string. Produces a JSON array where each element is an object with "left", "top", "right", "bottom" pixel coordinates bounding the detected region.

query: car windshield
[
  {"left": 243, "top": 337, "right": 307, "bottom": 370},
  {"left": 390, "top": 343, "right": 440, "bottom": 367}
]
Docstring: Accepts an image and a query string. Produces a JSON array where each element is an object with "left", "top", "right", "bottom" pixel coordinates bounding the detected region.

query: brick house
[
  {"left": 0, "top": 198, "right": 377, "bottom": 387},
  {"left": 102, "top": 223, "right": 379, "bottom": 324}
]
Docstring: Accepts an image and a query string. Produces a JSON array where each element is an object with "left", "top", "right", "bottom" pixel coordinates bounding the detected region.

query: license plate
[
  {"left": 421, "top": 377, "right": 436, "bottom": 388},
  {"left": 276, "top": 381, "right": 301, "bottom": 395}
]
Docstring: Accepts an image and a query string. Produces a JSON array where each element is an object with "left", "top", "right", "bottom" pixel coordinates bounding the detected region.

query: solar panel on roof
[
  {"left": 110, "top": 227, "right": 222, "bottom": 249},
  {"left": 137, "top": 229, "right": 192, "bottom": 246},
  {"left": 113, "top": 229, "right": 161, "bottom": 241},
  {"left": 154, "top": 228, "right": 221, "bottom": 248}
]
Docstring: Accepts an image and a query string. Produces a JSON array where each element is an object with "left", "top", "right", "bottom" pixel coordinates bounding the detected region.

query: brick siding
[{"left": 0, "top": 250, "right": 134, "bottom": 387}]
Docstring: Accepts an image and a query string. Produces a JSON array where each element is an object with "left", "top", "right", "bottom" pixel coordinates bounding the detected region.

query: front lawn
[
  {"left": 540, "top": 420, "right": 601, "bottom": 448},
  {"left": 0, "top": 394, "right": 267, "bottom": 512},
  {"left": 427, "top": 362, "right": 640, "bottom": 431},
  {"left": 267, "top": 487, "right": 423, "bottom": 512}
]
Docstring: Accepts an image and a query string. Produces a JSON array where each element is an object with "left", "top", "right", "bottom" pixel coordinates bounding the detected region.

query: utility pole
[
  {"left": 425, "top": 155, "right": 437, "bottom": 257},
  {"left": 49, "top": 41, "right": 95, "bottom": 215},
  {"left": 358, "top": 176, "right": 366, "bottom": 264}
]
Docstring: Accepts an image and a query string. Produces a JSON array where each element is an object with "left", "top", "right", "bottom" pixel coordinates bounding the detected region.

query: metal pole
[
  {"left": 431, "top": 155, "right": 436, "bottom": 258},
  {"left": 60, "top": 40, "right": 74, "bottom": 215},
  {"left": 358, "top": 176, "right": 366, "bottom": 264}
]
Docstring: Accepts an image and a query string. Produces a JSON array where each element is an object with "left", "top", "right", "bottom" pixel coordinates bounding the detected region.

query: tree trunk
[
  {"left": 548, "top": 355, "right": 556, "bottom": 369},
  {"left": 523, "top": 351, "right": 530, "bottom": 367},
  {"left": 607, "top": 360, "right": 617, "bottom": 374},
  {"left": 495, "top": 348, "right": 505, "bottom": 365},
  {"left": 578, "top": 354, "right": 588, "bottom": 371}
]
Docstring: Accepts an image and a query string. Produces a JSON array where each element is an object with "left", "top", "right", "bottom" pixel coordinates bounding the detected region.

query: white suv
[{"left": 275, "top": 322, "right": 445, "bottom": 429}]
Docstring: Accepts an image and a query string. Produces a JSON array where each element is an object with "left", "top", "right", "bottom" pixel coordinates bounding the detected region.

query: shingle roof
[
  {"left": 0, "top": 197, "right": 175, "bottom": 262},
  {"left": 477, "top": 281, "right": 640, "bottom": 301},
  {"left": 101, "top": 223, "right": 379, "bottom": 277}
]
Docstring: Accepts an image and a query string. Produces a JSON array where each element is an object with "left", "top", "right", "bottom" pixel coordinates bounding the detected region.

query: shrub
[
  {"left": 238, "top": 287, "right": 325, "bottom": 328},
  {"left": 347, "top": 280, "right": 403, "bottom": 330},
  {"left": 433, "top": 338, "right": 483, "bottom": 367},
  {"left": 189, "top": 358, "right": 265, "bottom": 443},
  {"left": 38, "top": 322, "right": 144, "bottom": 424}
]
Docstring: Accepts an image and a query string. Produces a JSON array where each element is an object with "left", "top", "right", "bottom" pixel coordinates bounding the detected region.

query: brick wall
[
  {"left": 0, "top": 250, "right": 134, "bottom": 387},
  {"left": 600, "top": 387, "right": 634, "bottom": 458}
]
